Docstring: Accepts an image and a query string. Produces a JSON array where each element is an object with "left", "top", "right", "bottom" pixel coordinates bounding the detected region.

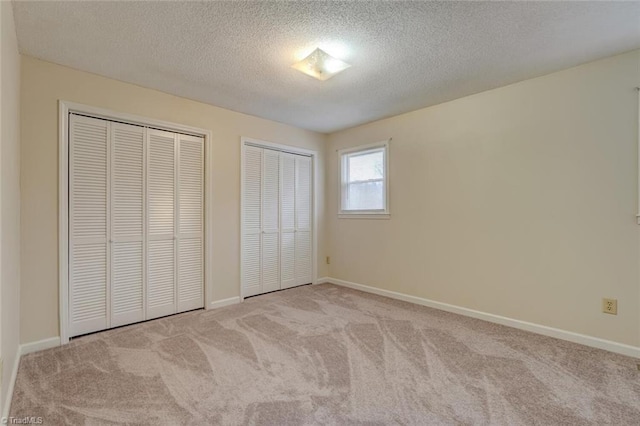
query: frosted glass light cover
[{"left": 292, "top": 48, "right": 351, "bottom": 81}]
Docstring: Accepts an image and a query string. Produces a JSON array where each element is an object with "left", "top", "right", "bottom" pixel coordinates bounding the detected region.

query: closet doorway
[
  {"left": 241, "top": 137, "right": 316, "bottom": 298},
  {"left": 59, "top": 101, "right": 213, "bottom": 344}
]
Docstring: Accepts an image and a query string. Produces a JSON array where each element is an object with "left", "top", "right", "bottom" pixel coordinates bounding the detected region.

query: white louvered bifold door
[
  {"left": 294, "top": 156, "right": 313, "bottom": 286},
  {"left": 243, "top": 145, "right": 313, "bottom": 297},
  {"left": 70, "top": 116, "right": 206, "bottom": 337},
  {"left": 242, "top": 146, "right": 263, "bottom": 297},
  {"left": 110, "top": 123, "right": 145, "bottom": 327},
  {"left": 69, "top": 115, "right": 110, "bottom": 336},
  {"left": 177, "top": 134, "right": 205, "bottom": 312},
  {"left": 280, "top": 153, "right": 297, "bottom": 290},
  {"left": 262, "top": 149, "right": 280, "bottom": 293},
  {"left": 146, "top": 129, "right": 177, "bottom": 320}
]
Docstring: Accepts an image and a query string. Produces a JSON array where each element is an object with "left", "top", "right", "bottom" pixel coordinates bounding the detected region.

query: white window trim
[{"left": 338, "top": 139, "right": 390, "bottom": 219}]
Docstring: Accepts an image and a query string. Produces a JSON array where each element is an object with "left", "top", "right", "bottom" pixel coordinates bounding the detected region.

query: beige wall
[
  {"left": 20, "top": 56, "right": 327, "bottom": 344},
  {"left": 1, "top": 0, "right": 21, "bottom": 413},
  {"left": 326, "top": 50, "right": 640, "bottom": 347},
  {"left": 18, "top": 48, "right": 640, "bottom": 348}
]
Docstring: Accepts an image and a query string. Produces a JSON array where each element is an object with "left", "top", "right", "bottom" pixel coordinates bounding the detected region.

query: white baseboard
[
  {"left": 314, "top": 277, "right": 330, "bottom": 285},
  {"left": 20, "top": 337, "right": 61, "bottom": 356},
  {"left": 2, "top": 347, "right": 20, "bottom": 422},
  {"left": 325, "top": 277, "right": 640, "bottom": 359},
  {"left": 210, "top": 296, "right": 241, "bottom": 309},
  {"left": 2, "top": 336, "right": 62, "bottom": 420}
]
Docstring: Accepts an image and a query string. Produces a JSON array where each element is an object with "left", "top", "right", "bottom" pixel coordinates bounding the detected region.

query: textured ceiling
[{"left": 12, "top": 1, "right": 640, "bottom": 133}]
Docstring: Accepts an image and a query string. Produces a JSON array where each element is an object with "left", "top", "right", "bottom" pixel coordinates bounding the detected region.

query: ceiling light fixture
[{"left": 292, "top": 48, "right": 351, "bottom": 81}]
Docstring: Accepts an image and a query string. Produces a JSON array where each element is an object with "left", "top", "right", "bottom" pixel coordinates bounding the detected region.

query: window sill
[{"left": 338, "top": 213, "right": 390, "bottom": 220}]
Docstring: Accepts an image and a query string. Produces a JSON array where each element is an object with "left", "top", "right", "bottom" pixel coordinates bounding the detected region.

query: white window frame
[{"left": 338, "top": 140, "right": 390, "bottom": 219}]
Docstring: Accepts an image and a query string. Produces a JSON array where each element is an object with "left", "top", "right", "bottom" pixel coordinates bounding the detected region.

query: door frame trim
[
  {"left": 240, "top": 137, "right": 318, "bottom": 300},
  {"left": 59, "top": 100, "right": 213, "bottom": 344}
]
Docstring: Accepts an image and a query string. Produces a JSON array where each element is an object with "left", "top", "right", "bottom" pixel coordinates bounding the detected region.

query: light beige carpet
[{"left": 10, "top": 284, "right": 640, "bottom": 425}]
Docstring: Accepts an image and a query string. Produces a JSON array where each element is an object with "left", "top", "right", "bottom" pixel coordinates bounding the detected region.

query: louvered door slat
[
  {"left": 295, "top": 230, "right": 312, "bottom": 284},
  {"left": 263, "top": 150, "right": 279, "bottom": 231},
  {"left": 280, "top": 153, "right": 296, "bottom": 289},
  {"left": 243, "top": 146, "right": 262, "bottom": 232},
  {"left": 148, "top": 240, "right": 175, "bottom": 319},
  {"left": 242, "top": 146, "right": 263, "bottom": 296},
  {"left": 70, "top": 243, "right": 107, "bottom": 322},
  {"left": 148, "top": 131, "right": 175, "bottom": 237},
  {"left": 295, "top": 156, "right": 313, "bottom": 286},
  {"left": 69, "top": 115, "right": 109, "bottom": 336},
  {"left": 111, "top": 123, "right": 145, "bottom": 326},
  {"left": 112, "top": 241, "right": 143, "bottom": 325},
  {"left": 178, "top": 135, "right": 203, "bottom": 236},
  {"left": 147, "top": 129, "right": 176, "bottom": 319},
  {"left": 177, "top": 134, "right": 204, "bottom": 312},
  {"left": 178, "top": 239, "right": 203, "bottom": 311},
  {"left": 262, "top": 150, "right": 280, "bottom": 293},
  {"left": 242, "top": 234, "right": 261, "bottom": 296},
  {"left": 71, "top": 118, "right": 108, "bottom": 240}
]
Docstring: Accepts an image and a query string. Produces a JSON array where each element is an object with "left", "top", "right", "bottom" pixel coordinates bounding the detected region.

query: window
[{"left": 339, "top": 141, "right": 389, "bottom": 217}]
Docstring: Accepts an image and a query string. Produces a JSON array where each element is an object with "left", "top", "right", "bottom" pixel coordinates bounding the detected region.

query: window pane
[
  {"left": 348, "top": 150, "right": 383, "bottom": 182},
  {"left": 346, "top": 181, "right": 383, "bottom": 210}
]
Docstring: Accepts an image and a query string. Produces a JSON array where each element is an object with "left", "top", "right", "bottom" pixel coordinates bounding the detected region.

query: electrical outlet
[
  {"left": 602, "top": 298, "right": 617, "bottom": 315},
  {"left": 326, "top": 256, "right": 331, "bottom": 265}
]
